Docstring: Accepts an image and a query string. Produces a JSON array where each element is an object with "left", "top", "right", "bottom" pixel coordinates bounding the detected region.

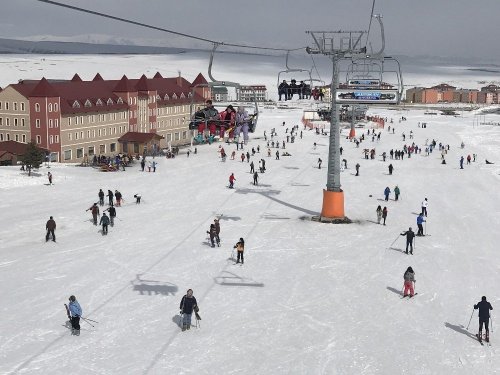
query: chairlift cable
[
  {"left": 310, "top": 55, "right": 323, "bottom": 83},
  {"left": 35, "top": 0, "right": 304, "bottom": 52}
]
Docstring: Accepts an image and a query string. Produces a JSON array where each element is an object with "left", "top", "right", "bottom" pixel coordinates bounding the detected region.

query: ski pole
[
  {"left": 466, "top": 308, "right": 475, "bottom": 330},
  {"left": 81, "top": 317, "right": 99, "bottom": 323},
  {"left": 425, "top": 221, "right": 427, "bottom": 235},
  {"left": 80, "top": 317, "right": 95, "bottom": 327},
  {"left": 491, "top": 316, "right": 493, "bottom": 333},
  {"left": 389, "top": 234, "right": 400, "bottom": 248}
]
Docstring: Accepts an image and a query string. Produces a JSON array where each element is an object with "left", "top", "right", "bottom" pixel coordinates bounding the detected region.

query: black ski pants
[
  {"left": 102, "top": 224, "right": 108, "bottom": 234},
  {"left": 237, "top": 251, "right": 244, "bottom": 264},
  {"left": 406, "top": 240, "right": 413, "bottom": 253},
  {"left": 479, "top": 317, "right": 490, "bottom": 332},
  {"left": 417, "top": 224, "right": 424, "bottom": 236},
  {"left": 421, "top": 207, "right": 427, "bottom": 216},
  {"left": 46, "top": 229, "right": 55, "bottom": 241},
  {"left": 71, "top": 316, "right": 80, "bottom": 330}
]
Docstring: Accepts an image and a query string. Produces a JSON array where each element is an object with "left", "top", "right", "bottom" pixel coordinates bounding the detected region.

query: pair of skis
[{"left": 476, "top": 333, "right": 491, "bottom": 346}]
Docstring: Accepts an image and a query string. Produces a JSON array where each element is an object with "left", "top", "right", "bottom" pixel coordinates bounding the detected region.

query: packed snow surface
[{"left": 1, "top": 55, "right": 500, "bottom": 374}]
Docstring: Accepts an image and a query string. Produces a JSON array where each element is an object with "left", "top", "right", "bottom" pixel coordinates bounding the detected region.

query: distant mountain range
[{"left": 0, "top": 37, "right": 198, "bottom": 55}]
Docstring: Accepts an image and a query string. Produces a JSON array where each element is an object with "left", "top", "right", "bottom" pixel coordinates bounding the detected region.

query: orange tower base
[
  {"left": 349, "top": 128, "right": 356, "bottom": 138},
  {"left": 321, "top": 189, "right": 345, "bottom": 218}
]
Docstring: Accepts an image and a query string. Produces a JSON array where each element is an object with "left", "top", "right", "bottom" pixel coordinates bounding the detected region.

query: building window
[
  {"left": 103, "top": 128, "right": 106, "bottom": 136},
  {"left": 80, "top": 116, "right": 83, "bottom": 124},
  {"left": 68, "top": 133, "right": 72, "bottom": 141},
  {"left": 75, "top": 117, "right": 78, "bottom": 125},
  {"left": 21, "top": 118, "right": 25, "bottom": 127},
  {"left": 6, "top": 134, "right": 10, "bottom": 141},
  {"left": 55, "top": 119, "right": 58, "bottom": 128},
  {"left": 98, "top": 129, "right": 101, "bottom": 137},
  {"left": 0, "top": 118, "right": 2, "bottom": 125},
  {"left": 36, "top": 119, "right": 40, "bottom": 128},
  {"left": 91, "top": 115, "right": 95, "bottom": 123},
  {"left": 75, "top": 132, "right": 78, "bottom": 140},
  {"left": 35, "top": 103, "right": 40, "bottom": 112},
  {"left": 21, "top": 103, "right": 25, "bottom": 111},
  {"left": 13, "top": 102, "right": 18, "bottom": 111},
  {"left": 68, "top": 118, "right": 71, "bottom": 126},
  {"left": 49, "top": 119, "right": 53, "bottom": 128},
  {"left": 22, "top": 134, "right": 26, "bottom": 143},
  {"left": 0, "top": 102, "right": 2, "bottom": 110},
  {"left": 110, "top": 143, "right": 116, "bottom": 152},
  {"left": 6, "top": 118, "right": 10, "bottom": 126},
  {"left": 88, "top": 146, "right": 95, "bottom": 156},
  {"left": 80, "top": 131, "right": 84, "bottom": 139},
  {"left": 182, "top": 131, "right": 187, "bottom": 139},
  {"left": 48, "top": 103, "right": 53, "bottom": 112},
  {"left": 15, "top": 134, "right": 19, "bottom": 142},
  {"left": 36, "top": 135, "right": 41, "bottom": 144},
  {"left": 5, "top": 102, "right": 9, "bottom": 110},
  {"left": 55, "top": 135, "right": 59, "bottom": 143},
  {"left": 87, "top": 130, "right": 91, "bottom": 138},
  {"left": 54, "top": 103, "right": 58, "bottom": 112},
  {"left": 76, "top": 148, "right": 83, "bottom": 158},
  {"left": 49, "top": 135, "right": 54, "bottom": 144},
  {"left": 0, "top": 134, "right": 3, "bottom": 141},
  {"left": 14, "top": 118, "right": 18, "bottom": 126},
  {"left": 175, "top": 132, "right": 180, "bottom": 140},
  {"left": 64, "top": 150, "right": 72, "bottom": 160},
  {"left": 99, "top": 144, "right": 105, "bottom": 154},
  {"left": 167, "top": 133, "right": 172, "bottom": 142}
]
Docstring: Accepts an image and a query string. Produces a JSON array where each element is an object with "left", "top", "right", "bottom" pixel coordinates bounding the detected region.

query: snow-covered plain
[{"left": 1, "top": 54, "right": 500, "bottom": 374}]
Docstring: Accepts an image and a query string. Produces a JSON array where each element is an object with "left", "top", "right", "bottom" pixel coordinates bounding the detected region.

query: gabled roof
[
  {"left": 136, "top": 74, "right": 150, "bottom": 92},
  {"left": 30, "top": 77, "right": 59, "bottom": 97},
  {"left": 117, "top": 132, "right": 164, "bottom": 143},
  {"left": 192, "top": 73, "right": 208, "bottom": 86},
  {"left": 71, "top": 74, "right": 82, "bottom": 82},
  {"left": 153, "top": 72, "right": 163, "bottom": 79},
  {"left": 114, "top": 75, "right": 132, "bottom": 92},
  {"left": 93, "top": 73, "right": 104, "bottom": 81}
]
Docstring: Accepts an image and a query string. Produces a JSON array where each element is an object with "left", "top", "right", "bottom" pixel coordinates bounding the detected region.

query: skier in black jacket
[
  {"left": 98, "top": 189, "right": 105, "bottom": 206},
  {"left": 180, "top": 289, "right": 198, "bottom": 331},
  {"left": 474, "top": 296, "right": 493, "bottom": 342},
  {"left": 401, "top": 227, "right": 415, "bottom": 255}
]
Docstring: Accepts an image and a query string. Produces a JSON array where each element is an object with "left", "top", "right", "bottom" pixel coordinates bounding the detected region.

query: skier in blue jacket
[
  {"left": 384, "top": 186, "right": 391, "bottom": 201},
  {"left": 68, "top": 295, "right": 82, "bottom": 335},
  {"left": 416, "top": 213, "right": 426, "bottom": 236}
]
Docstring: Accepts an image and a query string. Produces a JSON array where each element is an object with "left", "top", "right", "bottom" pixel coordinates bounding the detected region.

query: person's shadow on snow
[
  {"left": 444, "top": 322, "right": 477, "bottom": 340},
  {"left": 172, "top": 314, "right": 183, "bottom": 328},
  {"left": 386, "top": 286, "right": 403, "bottom": 296}
]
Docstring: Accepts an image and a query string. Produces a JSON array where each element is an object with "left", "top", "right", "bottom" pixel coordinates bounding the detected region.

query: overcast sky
[{"left": 1, "top": 0, "right": 499, "bottom": 61}]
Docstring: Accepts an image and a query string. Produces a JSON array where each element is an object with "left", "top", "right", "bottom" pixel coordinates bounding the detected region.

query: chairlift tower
[{"left": 306, "top": 30, "right": 367, "bottom": 222}]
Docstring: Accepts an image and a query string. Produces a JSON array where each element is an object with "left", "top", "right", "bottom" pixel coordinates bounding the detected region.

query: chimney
[{"left": 176, "top": 70, "right": 182, "bottom": 86}]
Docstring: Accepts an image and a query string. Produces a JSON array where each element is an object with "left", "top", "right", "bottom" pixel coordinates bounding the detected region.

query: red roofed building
[{"left": 0, "top": 72, "right": 206, "bottom": 162}]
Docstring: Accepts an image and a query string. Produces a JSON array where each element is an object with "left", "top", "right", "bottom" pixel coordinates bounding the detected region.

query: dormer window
[
  {"left": 164, "top": 94, "right": 169, "bottom": 100},
  {"left": 117, "top": 97, "right": 123, "bottom": 104},
  {"left": 156, "top": 95, "right": 161, "bottom": 100},
  {"left": 180, "top": 93, "right": 185, "bottom": 98},
  {"left": 96, "top": 99, "right": 103, "bottom": 106},
  {"left": 107, "top": 98, "right": 114, "bottom": 105},
  {"left": 188, "top": 92, "right": 193, "bottom": 98},
  {"left": 172, "top": 93, "right": 178, "bottom": 99},
  {"left": 85, "top": 99, "right": 92, "bottom": 107},
  {"left": 72, "top": 101, "right": 81, "bottom": 108}
]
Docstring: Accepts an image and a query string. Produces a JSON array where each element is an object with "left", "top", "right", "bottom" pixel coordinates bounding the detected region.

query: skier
[
  {"left": 382, "top": 206, "right": 388, "bottom": 225},
  {"left": 87, "top": 203, "right": 100, "bottom": 225},
  {"left": 276, "top": 150, "right": 280, "bottom": 160},
  {"left": 67, "top": 295, "right": 82, "bottom": 335},
  {"left": 45, "top": 216, "right": 56, "bottom": 242},
  {"left": 403, "top": 267, "right": 416, "bottom": 297},
  {"left": 98, "top": 189, "right": 105, "bottom": 206},
  {"left": 460, "top": 156, "right": 464, "bottom": 169},
  {"left": 355, "top": 163, "right": 360, "bottom": 176},
  {"left": 253, "top": 171, "right": 259, "bottom": 186},
  {"left": 179, "top": 289, "right": 198, "bottom": 331},
  {"left": 229, "top": 173, "right": 236, "bottom": 189},
  {"left": 376, "top": 205, "right": 382, "bottom": 224},
  {"left": 246, "top": 151, "right": 250, "bottom": 163},
  {"left": 234, "top": 238, "right": 245, "bottom": 264},
  {"left": 207, "top": 223, "right": 217, "bottom": 247},
  {"left": 105, "top": 204, "right": 116, "bottom": 226},
  {"left": 250, "top": 161, "right": 255, "bottom": 174},
  {"left": 388, "top": 164, "right": 394, "bottom": 175},
  {"left": 401, "top": 227, "right": 415, "bottom": 254},
  {"left": 214, "top": 218, "right": 221, "bottom": 245},
  {"left": 100, "top": 212, "right": 110, "bottom": 235},
  {"left": 115, "top": 190, "right": 122, "bottom": 206},
  {"left": 394, "top": 185, "right": 400, "bottom": 201},
  {"left": 107, "top": 190, "right": 114, "bottom": 206},
  {"left": 134, "top": 194, "right": 141, "bottom": 204},
  {"left": 416, "top": 213, "right": 426, "bottom": 236},
  {"left": 47, "top": 171, "right": 53, "bottom": 185},
  {"left": 421, "top": 198, "right": 428, "bottom": 217},
  {"left": 318, "top": 158, "right": 322, "bottom": 169},
  {"left": 140, "top": 157, "right": 145, "bottom": 171},
  {"left": 384, "top": 186, "right": 391, "bottom": 201},
  {"left": 474, "top": 296, "right": 493, "bottom": 343}
]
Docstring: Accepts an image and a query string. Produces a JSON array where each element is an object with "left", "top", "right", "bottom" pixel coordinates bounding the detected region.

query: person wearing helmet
[
  {"left": 401, "top": 227, "right": 415, "bottom": 255},
  {"left": 403, "top": 267, "right": 416, "bottom": 297},
  {"left": 179, "top": 289, "right": 198, "bottom": 331},
  {"left": 67, "top": 295, "right": 82, "bottom": 335}
]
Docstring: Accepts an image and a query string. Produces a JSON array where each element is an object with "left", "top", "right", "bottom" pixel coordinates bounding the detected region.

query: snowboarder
[
  {"left": 388, "top": 164, "right": 394, "bottom": 175},
  {"left": 384, "top": 186, "right": 391, "bottom": 201},
  {"left": 179, "top": 289, "right": 198, "bottom": 331},
  {"left": 67, "top": 295, "right": 82, "bottom": 335},
  {"left": 47, "top": 171, "right": 53, "bottom": 185},
  {"left": 207, "top": 223, "right": 217, "bottom": 247},
  {"left": 100, "top": 212, "right": 110, "bottom": 235},
  {"left": 394, "top": 185, "right": 400, "bottom": 201},
  {"left": 355, "top": 163, "right": 360, "bottom": 176},
  {"left": 376, "top": 205, "right": 382, "bottom": 224},
  {"left": 87, "top": 203, "right": 100, "bottom": 225},
  {"left": 115, "top": 190, "right": 122, "bottom": 206},
  {"left": 98, "top": 189, "right": 105, "bottom": 206},
  {"left": 421, "top": 198, "right": 428, "bottom": 217},
  {"left": 403, "top": 267, "right": 416, "bottom": 297},
  {"left": 234, "top": 238, "right": 245, "bottom": 264},
  {"left": 107, "top": 190, "right": 114, "bottom": 206},
  {"left": 401, "top": 227, "right": 415, "bottom": 254},
  {"left": 229, "top": 173, "right": 236, "bottom": 189},
  {"left": 105, "top": 204, "right": 116, "bottom": 226},
  {"left": 134, "top": 194, "right": 141, "bottom": 204},
  {"left": 46, "top": 216, "right": 56, "bottom": 242},
  {"left": 318, "top": 158, "right": 322, "bottom": 169},
  {"left": 416, "top": 214, "right": 426, "bottom": 236},
  {"left": 253, "top": 171, "right": 259, "bottom": 186},
  {"left": 474, "top": 296, "right": 493, "bottom": 343},
  {"left": 382, "top": 206, "right": 388, "bottom": 225}
]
